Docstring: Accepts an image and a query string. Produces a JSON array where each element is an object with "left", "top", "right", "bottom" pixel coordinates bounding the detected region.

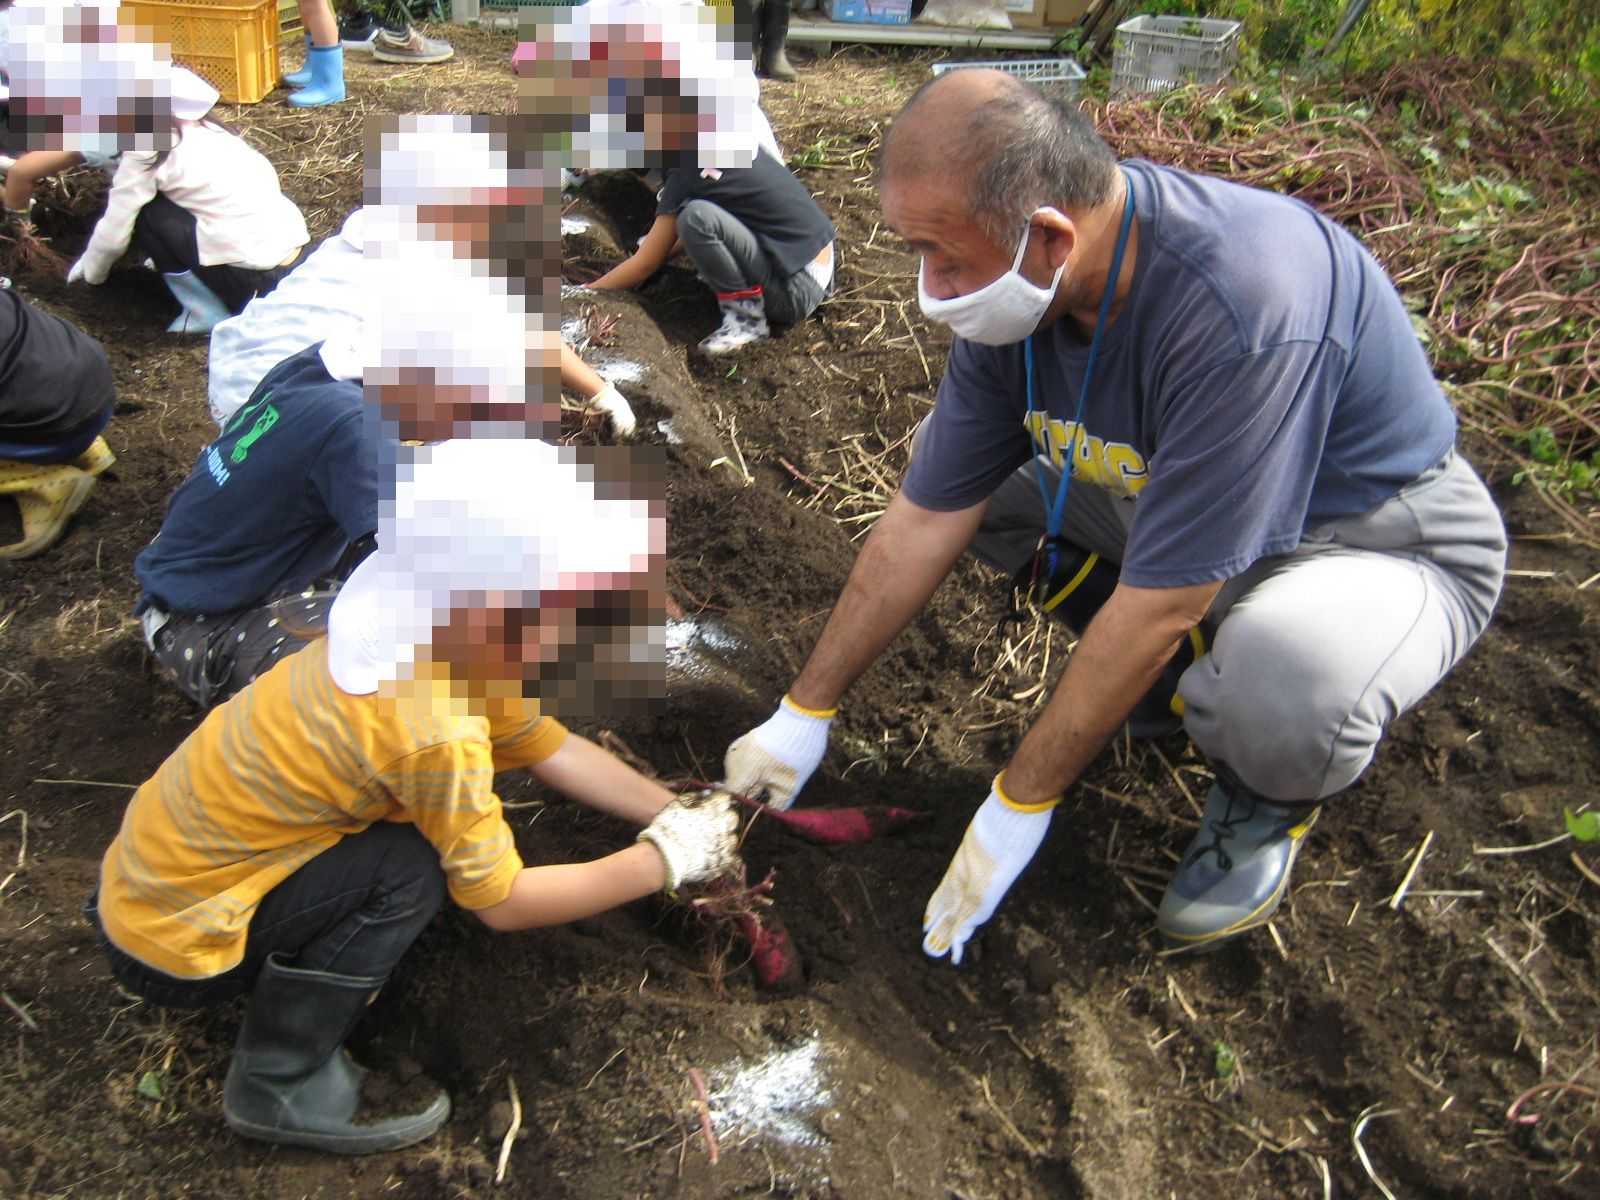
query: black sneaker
[{"left": 339, "top": 12, "right": 379, "bottom": 50}]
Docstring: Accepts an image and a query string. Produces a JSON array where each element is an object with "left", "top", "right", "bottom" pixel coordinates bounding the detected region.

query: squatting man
[{"left": 722, "top": 70, "right": 1508, "bottom": 960}]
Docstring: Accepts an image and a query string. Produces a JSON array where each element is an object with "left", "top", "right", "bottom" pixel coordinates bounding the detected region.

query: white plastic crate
[
  {"left": 931, "top": 57, "right": 1087, "bottom": 101},
  {"left": 1111, "top": 15, "right": 1240, "bottom": 97}
]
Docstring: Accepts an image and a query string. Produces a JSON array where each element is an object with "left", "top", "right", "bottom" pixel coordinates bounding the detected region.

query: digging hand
[
  {"left": 593, "top": 382, "right": 637, "bottom": 437},
  {"left": 638, "top": 787, "right": 742, "bottom": 892},
  {"left": 722, "top": 695, "right": 834, "bottom": 811},
  {"left": 67, "top": 255, "right": 104, "bottom": 285},
  {"left": 922, "top": 774, "right": 1058, "bottom": 965}
]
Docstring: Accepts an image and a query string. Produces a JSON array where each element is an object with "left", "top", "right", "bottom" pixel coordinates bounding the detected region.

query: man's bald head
[{"left": 882, "top": 69, "right": 1118, "bottom": 242}]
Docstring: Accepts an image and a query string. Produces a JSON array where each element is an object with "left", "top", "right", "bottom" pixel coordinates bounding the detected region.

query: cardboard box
[
  {"left": 823, "top": 0, "right": 913, "bottom": 25},
  {"left": 1006, "top": 0, "right": 1048, "bottom": 29},
  {"left": 1044, "top": 0, "right": 1092, "bottom": 26}
]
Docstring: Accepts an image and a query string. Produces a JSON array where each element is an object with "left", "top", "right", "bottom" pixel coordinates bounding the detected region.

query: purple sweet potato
[{"left": 744, "top": 802, "right": 930, "bottom": 845}]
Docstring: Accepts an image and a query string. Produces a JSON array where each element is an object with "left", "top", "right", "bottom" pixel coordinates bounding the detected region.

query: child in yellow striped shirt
[{"left": 90, "top": 438, "right": 736, "bottom": 1156}]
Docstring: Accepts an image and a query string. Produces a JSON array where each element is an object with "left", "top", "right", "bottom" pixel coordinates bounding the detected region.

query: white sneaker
[
  {"left": 372, "top": 25, "right": 454, "bottom": 65},
  {"left": 699, "top": 297, "right": 770, "bottom": 356}
]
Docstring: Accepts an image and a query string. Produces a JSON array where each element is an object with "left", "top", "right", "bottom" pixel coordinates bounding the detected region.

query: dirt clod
[{"left": 1024, "top": 946, "right": 1063, "bottom": 994}]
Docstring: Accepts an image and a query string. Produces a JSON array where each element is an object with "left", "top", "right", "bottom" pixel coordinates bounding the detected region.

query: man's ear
[{"left": 1031, "top": 207, "right": 1078, "bottom": 273}]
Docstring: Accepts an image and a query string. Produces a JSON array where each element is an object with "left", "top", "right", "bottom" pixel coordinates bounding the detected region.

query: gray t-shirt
[{"left": 903, "top": 161, "right": 1457, "bottom": 588}]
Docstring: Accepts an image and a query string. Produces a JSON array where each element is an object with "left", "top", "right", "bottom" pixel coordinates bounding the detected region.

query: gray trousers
[
  {"left": 969, "top": 449, "right": 1507, "bottom": 802},
  {"left": 676, "top": 198, "right": 827, "bottom": 325}
]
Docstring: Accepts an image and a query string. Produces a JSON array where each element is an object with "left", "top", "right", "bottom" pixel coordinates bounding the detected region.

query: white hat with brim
[{"left": 327, "top": 438, "right": 661, "bottom": 695}]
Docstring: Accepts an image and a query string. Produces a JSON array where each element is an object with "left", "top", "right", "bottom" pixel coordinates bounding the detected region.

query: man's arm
[
  {"left": 1002, "top": 578, "right": 1223, "bottom": 804},
  {"left": 788, "top": 489, "right": 987, "bottom": 710},
  {"left": 588, "top": 214, "right": 677, "bottom": 292}
]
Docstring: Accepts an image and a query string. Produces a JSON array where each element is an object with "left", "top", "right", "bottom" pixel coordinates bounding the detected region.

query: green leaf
[
  {"left": 136, "top": 1069, "right": 166, "bottom": 1101},
  {"left": 1525, "top": 425, "right": 1560, "bottom": 465},
  {"left": 1214, "top": 1041, "right": 1237, "bottom": 1080},
  {"left": 1565, "top": 808, "right": 1600, "bottom": 843}
]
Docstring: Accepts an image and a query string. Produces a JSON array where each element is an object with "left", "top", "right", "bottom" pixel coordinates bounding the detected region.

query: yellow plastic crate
[{"left": 121, "top": 0, "right": 281, "bottom": 105}]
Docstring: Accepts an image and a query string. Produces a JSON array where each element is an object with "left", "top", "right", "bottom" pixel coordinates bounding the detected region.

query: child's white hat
[
  {"left": 364, "top": 114, "right": 541, "bottom": 208},
  {"left": 169, "top": 66, "right": 219, "bottom": 122},
  {"left": 357, "top": 251, "right": 551, "bottom": 415},
  {"left": 326, "top": 438, "right": 662, "bottom": 695},
  {"left": 517, "top": 0, "right": 761, "bottom": 170}
]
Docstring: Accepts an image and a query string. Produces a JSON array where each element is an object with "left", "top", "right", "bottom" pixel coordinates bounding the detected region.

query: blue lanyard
[{"left": 1025, "top": 171, "right": 1137, "bottom": 577}]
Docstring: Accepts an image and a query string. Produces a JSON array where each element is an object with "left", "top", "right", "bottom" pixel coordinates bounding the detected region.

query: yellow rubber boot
[
  {"left": 0, "top": 460, "right": 97, "bottom": 559},
  {"left": 72, "top": 437, "right": 116, "bottom": 477}
]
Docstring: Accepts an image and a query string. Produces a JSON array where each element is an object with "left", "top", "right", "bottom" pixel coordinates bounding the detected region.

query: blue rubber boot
[
  {"left": 1157, "top": 778, "right": 1320, "bottom": 953},
  {"left": 282, "top": 34, "right": 314, "bottom": 87},
  {"left": 163, "top": 271, "right": 233, "bottom": 335},
  {"left": 287, "top": 45, "right": 345, "bottom": 108}
]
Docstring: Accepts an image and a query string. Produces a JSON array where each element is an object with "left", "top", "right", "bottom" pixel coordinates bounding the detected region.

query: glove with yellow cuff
[
  {"left": 722, "top": 694, "right": 835, "bottom": 811},
  {"left": 922, "top": 772, "right": 1059, "bottom": 965}
]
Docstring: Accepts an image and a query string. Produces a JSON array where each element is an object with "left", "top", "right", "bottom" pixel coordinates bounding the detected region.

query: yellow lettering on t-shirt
[{"left": 1023, "top": 413, "right": 1149, "bottom": 498}]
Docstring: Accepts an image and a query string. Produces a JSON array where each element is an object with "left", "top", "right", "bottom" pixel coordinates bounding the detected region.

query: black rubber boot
[
  {"left": 759, "top": 1, "right": 797, "bottom": 80},
  {"left": 223, "top": 953, "right": 449, "bottom": 1155}
]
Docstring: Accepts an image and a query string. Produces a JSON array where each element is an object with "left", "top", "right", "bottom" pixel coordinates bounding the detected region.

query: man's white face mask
[{"left": 916, "top": 209, "right": 1066, "bottom": 346}]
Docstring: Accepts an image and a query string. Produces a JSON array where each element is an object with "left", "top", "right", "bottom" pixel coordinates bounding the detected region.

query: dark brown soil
[{"left": 2, "top": 28, "right": 1598, "bottom": 1200}]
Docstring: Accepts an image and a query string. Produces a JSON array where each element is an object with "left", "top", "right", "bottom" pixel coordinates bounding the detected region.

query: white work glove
[
  {"left": 66, "top": 256, "right": 90, "bottom": 284},
  {"left": 638, "top": 788, "right": 741, "bottom": 892},
  {"left": 923, "top": 774, "right": 1058, "bottom": 965},
  {"left": 67, "top": 255, "right": 107, "bottom": 286},
  {"left": 723, "top": 695, "right": 834, "bottom": 811},
  {"left": 592, "top": 381, "right": 637, "bottom": 437}
]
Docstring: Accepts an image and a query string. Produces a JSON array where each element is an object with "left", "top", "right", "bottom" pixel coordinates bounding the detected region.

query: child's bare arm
[
  {"left": 5, "top": 151, "right": 82, "bottom": 213},
  {"left": 474, "top": 844, "right": 667, "bottom": 931},
  {"left": 473, "top": 791, "right": 740, "bottom": 932},
  {"left": 588, "top": 214, "right": 677, "bottom": 291},
  {"left": 528, "top": 732, "right": 674, "bottom": 825},
  {"left": 559, "top": 344, "right": 607, "bottom": 400}
]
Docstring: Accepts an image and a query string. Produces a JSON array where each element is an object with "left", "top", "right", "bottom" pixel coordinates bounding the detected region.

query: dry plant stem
[
  {"left": 1474, "top": 832, "right": 1572, "bottom": 856},
  {"left": 975, "top": 1072, "right": 1042, "bottom": 1159},
  {"left": 1483, "top": 934, "right": 1565, "bottom": 1027},
  {"left": 1387, "top": 830, "right": 1434, "bottom": 910},
  {"left": 0, "top": 809, "right": 27, "bottom": 869},
  {"left": 2, "top": 990, "right": 39, "bottom": 1031},
  {"left": 1570, "top": 852, "right": 1600, "bottom": 889},
  {"left": 687, "top": 1068, "right": 719, "bottom": 1165},
  {"left": 31, "top": 778, "right": 136, "bottom": 790},
  {"left": 494, "top": 1074, "right": 522, "bottom": 1186},
  {"left": 1351, "top": 1105, "right": 1401, "bottom": 1200}
]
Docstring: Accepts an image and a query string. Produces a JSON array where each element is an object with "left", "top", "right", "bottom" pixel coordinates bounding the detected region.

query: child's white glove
[
  {"left": 592, "top": 382, "right": 637, "bottom": 437},
  {"left": 922, "top": 774, "right": 1059, "bottom": 965},
  {"left": 66, "top": 256, "right": 91, "bottom": 284},
  {"left": 638, "top": 788, "right": 741, "bottom": 892},
  {"left": 67, "top": 255, "right": 107, "bottom": 286},
  {"left": 722, "top": 696, "right": 833, "bottom": 811}
]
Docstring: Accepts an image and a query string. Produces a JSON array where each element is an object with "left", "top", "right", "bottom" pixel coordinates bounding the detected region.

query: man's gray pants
[{"left": 970, "top": 449, "right": 1508, "bottom": 802}]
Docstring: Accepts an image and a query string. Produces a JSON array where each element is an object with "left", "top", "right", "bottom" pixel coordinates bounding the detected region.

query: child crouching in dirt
[
  {"left": 65, "top": 67, "right": 309, "bottom": 334},
  {"left": 89, "top": 436, "right": 739, "bottom": 1155},
  {"left": 0, "top": 285, "right": 116, "bottom": 558},
  {"left": 584, "top": 91, "right": 835, "bottom": 356}
]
